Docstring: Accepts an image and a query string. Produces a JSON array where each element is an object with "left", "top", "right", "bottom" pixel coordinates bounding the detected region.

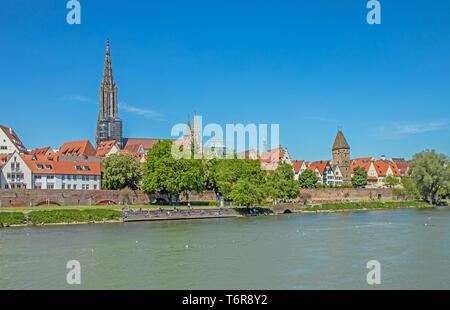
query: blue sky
[{"left": 0, "top": 0, "right": 449, "bottom": 161}]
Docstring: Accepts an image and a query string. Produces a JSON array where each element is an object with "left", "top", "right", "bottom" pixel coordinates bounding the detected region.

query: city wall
[
  {"left": 0, "top": 188, "right": 394, "bottom": 207},
  {"left": 0, "top": 189, "right": 217, "bottom": 207},
  {"left": 298, "top": 188, "right": 394, "bottom": 201}
]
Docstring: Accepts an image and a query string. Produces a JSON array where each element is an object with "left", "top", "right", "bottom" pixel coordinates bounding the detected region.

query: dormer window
[
  {"left": 45, "top": 164, "right": 52, "bottom": 170},
  {"left": 83, "top": 166, "right": 90, "bottom": 171},
  {"left": 75, "top": 165, "right": 81, "bottom": 171},
  {"left": 37, "top": 164, "right": 43, "bottom": 170}
]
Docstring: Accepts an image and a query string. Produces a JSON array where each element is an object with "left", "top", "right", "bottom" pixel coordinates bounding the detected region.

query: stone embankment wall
[
  {"left": 298, "top": 188, "right": 394, "bottom": 201},
  {"left": 0, "top": 188, "right": 393, "bottom": 207},
  {"left": 0, "top": 189, "right": 217, "bottom": 207}
]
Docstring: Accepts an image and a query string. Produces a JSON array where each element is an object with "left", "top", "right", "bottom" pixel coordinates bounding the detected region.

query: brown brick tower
[{"left": 332, "top": 130, "right": 351, "bottom": 184}]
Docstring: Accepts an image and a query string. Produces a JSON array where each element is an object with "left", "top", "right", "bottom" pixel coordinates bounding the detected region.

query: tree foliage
[
  {"left": 409, "top": 150, "right": 450, "bottom": 203},
  {"left": 206, "top": 158, "right": 265, "bottom": 200},
  {"left": 352, "top": 166, "right": 368, "bottom": 188},
  {"left": 400, "top": 176, "right": 419, "bottom": 196},
  {"left": 141, "top": 140, "right": 206, "bottom": 201},
  {"left": 101, "top": 153, "right": 141, "bottom": 190},
  {"left": 298, "top": 169, "right": 318, "bottom": 188},
  {"left": 265, "top": 163, "right": 300, "bottom": 202},
  {"left": 229, "top": 178, "right": 266, "bottom": 206},
  {"left": 383, "top": 175, "right": 400, "bottom": 188}
]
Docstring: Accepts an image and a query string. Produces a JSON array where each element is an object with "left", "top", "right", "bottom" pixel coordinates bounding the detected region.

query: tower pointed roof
[
  {"left": 102, "top": 38, "right": 114, "bottom": 87},
  {"left": 186, "top": 114, "right": 191, "bottom": 129},
  {"left": 332, "top": 130, "right": 349, "bottom": 150}
]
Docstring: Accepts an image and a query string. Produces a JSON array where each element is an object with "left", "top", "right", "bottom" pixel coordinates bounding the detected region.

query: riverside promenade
[{"left": 122, "top": 207, "right": 238, "bottom": 222}]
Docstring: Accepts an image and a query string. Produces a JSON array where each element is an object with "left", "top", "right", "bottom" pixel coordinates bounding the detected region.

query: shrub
[
  {"left": 28, "top": 209, "right": 121, "bottom": 224},
  {"left": 0, "top": 212, "right": 26, "bottom": 227}
]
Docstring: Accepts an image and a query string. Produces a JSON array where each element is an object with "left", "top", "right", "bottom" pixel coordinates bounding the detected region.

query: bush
[
  {"left": 28, "top": 209, "right": 121, "bottom": 224},
  {"left": 0, "top": 212, "right": 26, "bottom": 227}
]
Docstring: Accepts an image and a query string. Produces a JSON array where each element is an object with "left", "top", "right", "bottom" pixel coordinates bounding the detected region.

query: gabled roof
[
  {"left": 292, "top": 160, "right": 304, "bottom": 174},
  {"left": 21, "top": 154, "right": 101, "bottom": 175},
  {"left": 372, "top": 161, "right": 401, "bottom": 177},
  {"left": 122, "top": 138, "right": 174, "bottom": 151},
  {"left": 391, "top": 158, "right": 408, "bottom": 172},
  {"left": 31, "top": 147, "right": 54, "bottom": 156},
  {"left": 0, "top": 125, "right": 28, "bottom": 154},
  {"left": 96, "top": 140, "right": 118, "bottom": 157},
  {"left": 58, "top": 140, "right": 97, "bottom": 157},
  {"left": 307, "top": 165, "right": 321, "bottom": 175},
  {"left": 332, "top": 130, "right": 349, "bottom": 151},
  {"left": 309, "top": 160, "right": 330, "bottom": 175}
]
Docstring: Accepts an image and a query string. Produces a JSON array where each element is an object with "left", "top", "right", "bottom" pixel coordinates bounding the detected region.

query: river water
[{"left": 0, "top": 208, "right": 449, "bottom": 289}]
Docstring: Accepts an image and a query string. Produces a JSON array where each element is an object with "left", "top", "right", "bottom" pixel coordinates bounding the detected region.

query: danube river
[{"left": 1, "top": 208, "right": 449, "bottom": 289}]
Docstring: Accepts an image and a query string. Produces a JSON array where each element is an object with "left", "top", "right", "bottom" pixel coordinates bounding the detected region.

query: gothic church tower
[
  {"left": 96, "top": 38, "right": 123, "bottom": 148},
  {"left": 332, "top": 130, "right": 351, "bottom": 184}
]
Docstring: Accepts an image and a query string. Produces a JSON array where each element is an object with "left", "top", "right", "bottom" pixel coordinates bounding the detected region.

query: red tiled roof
[
  {"left": 391, "top": 158, "right": 408, "bottom": 172},
  {"left": 292, "top": 160, "right": 304, "bottom": 174},
  {"left": 122, "top": 138, "right": 174, "bottom": 151},
  {"left": 31, "top": 147, "right": 53, "bottom": 155},
  {"left": 95, "top": 140, "right": 118, "bottom": 157},
  {"left": 309, "top": 160, "right": 330, "bottom": 175},
  {"left": 372, "top": 161, "right": 401, "bottom": 177},
  {"left": 58, "top": 140, "right": 96, "bottom": 157},
  {"left": 0, "top": 125, "right": 28, "bottom": 154},
  {"left": 0, "top": 154, "right": 11, "bottom": 168},
  {"left": 21, "top": 154, "right": 101, "bottom": 175}
]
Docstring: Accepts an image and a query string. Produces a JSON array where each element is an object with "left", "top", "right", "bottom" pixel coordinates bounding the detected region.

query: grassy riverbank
[
  {"left": 304, "top": 200, "right": 432, "bottom": 212},
  {"left": 0, "top": 209, "right": 121, "bottom": 227}
]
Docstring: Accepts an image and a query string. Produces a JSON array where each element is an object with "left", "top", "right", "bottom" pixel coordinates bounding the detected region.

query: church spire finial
[{"left": 106, "top": 37, "right": 110, "bottom": 54}]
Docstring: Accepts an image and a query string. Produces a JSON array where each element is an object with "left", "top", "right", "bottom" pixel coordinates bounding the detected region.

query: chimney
[{"left": 9, "top": 128, "right": 12, "bottom": 134}]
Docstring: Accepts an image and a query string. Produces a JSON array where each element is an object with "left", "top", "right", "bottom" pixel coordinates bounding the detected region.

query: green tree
[
  {"left": 229, "top": 178, "right": 265, "bottom": 207},
  {"left": 400, "top": 176, "right": 419, "bottom": 196},
  {"left": 101, "top": 153, "right": 141, "bottom": 190},
  {"left": 265, "top": 163, "right": 300, "bottom": 203},
  {"left": 409, "top": 150, "right": 450, "bottom": 204},
  {"left": 352, "top": 166, "right": 368, "bottom": 188},
  {"left": 141, "top": 140, "right": 206, "bottom": 202},
  {"left": 206, "top": 158, "right": 265, "bottom": 200},
  {"left": 384, "top": 175, "right": 400, "bottom": 188},
  {"left": 298, "top": 169, "right": 318, "bottom": 188}
]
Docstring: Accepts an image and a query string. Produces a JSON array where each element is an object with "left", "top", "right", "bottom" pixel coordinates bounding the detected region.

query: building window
[
  {"left": 67, "top": 184, "right": 71, "bottom": 189},
  {"left": 73, "top": 185, "right": 77, "bottom": 190},
  {"left": 94, "top": 184, "right": 97, "bottom": 190},
  {"left": 86, "top": 184, "right": 89, "bottom": 190}
]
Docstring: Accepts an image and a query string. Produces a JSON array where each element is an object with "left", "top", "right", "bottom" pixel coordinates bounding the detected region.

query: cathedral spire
[
  {"left": 96, "top": 38, "right": 122, "bottom": 148},
  {"left": 102, "top": 38, "right": 114, "bottom": 88}
]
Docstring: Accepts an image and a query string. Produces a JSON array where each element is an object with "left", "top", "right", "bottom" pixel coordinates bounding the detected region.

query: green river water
[{"left": 0, "top": 207, "right": 449, "bottom": 289}]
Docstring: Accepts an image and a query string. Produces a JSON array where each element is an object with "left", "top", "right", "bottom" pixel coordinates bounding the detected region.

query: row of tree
[{"left": 101, "top": 141, "right": 449, "bottom": 205}]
